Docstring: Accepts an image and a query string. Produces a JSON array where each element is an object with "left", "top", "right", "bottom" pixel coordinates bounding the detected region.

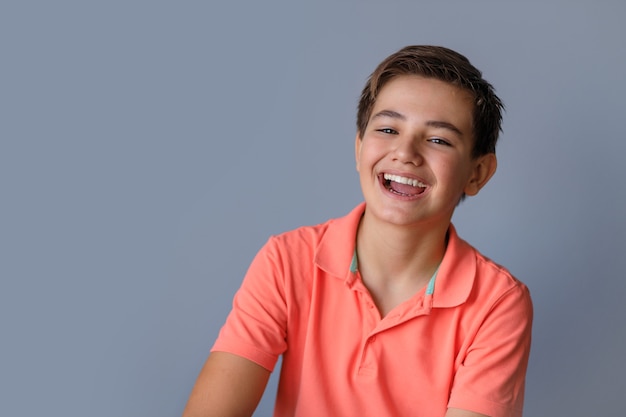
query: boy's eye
[
  {"left": 377, "top": 128, "right": 398, "bottom": 135},
  {"left": 428, "top": 137, "right": 451, "bottom": 146}
]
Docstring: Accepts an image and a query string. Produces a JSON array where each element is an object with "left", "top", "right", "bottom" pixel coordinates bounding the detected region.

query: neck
[{"left": 356, "top": 211, "right": 449, "bottom": 286}]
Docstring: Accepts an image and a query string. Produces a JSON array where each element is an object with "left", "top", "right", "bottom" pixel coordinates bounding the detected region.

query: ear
[
  {"left": 355, "top": 133, "right": 362, "bottom": 172},
  {"left": 464, "top": 153, "right": 497, "bottom": 196}
]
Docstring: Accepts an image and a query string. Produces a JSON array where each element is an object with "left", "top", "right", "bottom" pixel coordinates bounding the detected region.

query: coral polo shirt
[{"left": 212, "top": 203, "right": 533, "bottom": 417}]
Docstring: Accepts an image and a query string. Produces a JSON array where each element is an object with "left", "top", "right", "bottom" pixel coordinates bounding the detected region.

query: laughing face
[{"left": 355, "top": 75, "right": 497, "bottom": 230}]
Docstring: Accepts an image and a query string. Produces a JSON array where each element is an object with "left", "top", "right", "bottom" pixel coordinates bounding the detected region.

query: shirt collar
[
  {"left": 314, "top": 203, "right": 477, "bottom": 307},
  {"left": 431, "top": 224, "right": 476, "bottom": 308},
  {"left": 314, "top": 203, "right": 365, "bottom": 284}
]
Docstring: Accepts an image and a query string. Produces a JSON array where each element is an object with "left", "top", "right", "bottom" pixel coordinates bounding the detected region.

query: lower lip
[{"left": 378, "top": 175, "right": 427, "bottom": 201}]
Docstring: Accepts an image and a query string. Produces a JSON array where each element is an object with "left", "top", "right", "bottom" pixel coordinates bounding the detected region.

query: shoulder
[
  {"left": 243, "top": 205, "right": 364, "bottom": 304},
  {"left": 269, "top": 218, "right": 333, "bottom": 248},
  {"left": 471, "top": 245, "right": 531, "bottom": 304},
  {"left": 261, "top": 216, "right": 335, "bottom": 267},
  {"left": 264, "top": 203, "right": 364, "bottom": 266},
  {"left": 436, "top": 225, "right": 531, "bottom": 311}
]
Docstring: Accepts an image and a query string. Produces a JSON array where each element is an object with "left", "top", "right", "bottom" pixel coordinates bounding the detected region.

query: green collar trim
[{"left": 350, "top": 250, "right": 439, "bottom": 295}]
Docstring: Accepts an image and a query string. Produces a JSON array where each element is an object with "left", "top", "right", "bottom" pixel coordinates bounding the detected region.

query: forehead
[
  {"left": 375, "top": 75, "right": 474, "bottom": 109},
  {"left": 371, "top": 75, "right": 475, "bottom": 131}
]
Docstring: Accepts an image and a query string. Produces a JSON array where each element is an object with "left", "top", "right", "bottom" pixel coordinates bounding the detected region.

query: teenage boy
[{"left": 183, "top": 45, "right": 533, "bottom": 417}]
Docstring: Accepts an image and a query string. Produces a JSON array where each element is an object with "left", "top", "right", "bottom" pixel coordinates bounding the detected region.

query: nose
[{"left": 393, "top": 135, "right": 423, "bottom": 166}]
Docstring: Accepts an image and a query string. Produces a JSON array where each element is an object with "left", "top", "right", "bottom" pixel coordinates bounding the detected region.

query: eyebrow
[
  {"left": 371, "top": 109, "right": 464, "bottom": 137},
  {"left": 371, "top": 109, "right": 406, "bottom": 121},
  {"left": 425, "top": 120, "right": 464, "bottom": 136}
]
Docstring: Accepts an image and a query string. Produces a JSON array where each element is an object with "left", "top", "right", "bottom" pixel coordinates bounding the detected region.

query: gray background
[{"left": 2, "top": 1, "right": 625, "bottom": 416}]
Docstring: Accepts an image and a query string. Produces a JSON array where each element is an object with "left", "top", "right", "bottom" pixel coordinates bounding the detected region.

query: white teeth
[{"left": 383, "top": 173, "right": 426, "bottom": 188}]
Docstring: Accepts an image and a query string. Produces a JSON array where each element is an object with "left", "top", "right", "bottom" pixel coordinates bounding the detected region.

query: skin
[
  {"left": 447, "top": 408, "right": 490, "bottom": 417},
  {"left": 182, "top": 75, "right": 497, "bottom": 417},
  {"left": 355, "top": 75, "right": 497, "bottom": 318},
  {"left": 182, "top": 352, "right": 270, "bottom": 417}
]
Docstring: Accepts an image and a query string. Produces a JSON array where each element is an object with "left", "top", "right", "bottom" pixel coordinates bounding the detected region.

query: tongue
[{"left": 389, "top": 181, "right": 424, "bottom": 196}]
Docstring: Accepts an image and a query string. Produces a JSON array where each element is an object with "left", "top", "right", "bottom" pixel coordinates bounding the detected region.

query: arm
[
  {"left": 182, "top": 351, "right": 271, "bottom": 417},
  {"left": 447, "top": 283, "right": 533, "bottom": 417},
  {"left": 445, "top": 408, "right": 489, "bottom": 417}
]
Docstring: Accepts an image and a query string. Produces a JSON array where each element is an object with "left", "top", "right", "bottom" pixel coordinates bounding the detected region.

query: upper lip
[{"left": 380, "top": 171, "right": 429, "bottom": 188}]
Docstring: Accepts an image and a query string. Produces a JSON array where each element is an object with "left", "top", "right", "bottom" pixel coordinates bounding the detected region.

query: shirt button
[{"left": 369, "top": 336, "right": 377, "bottom": 343}]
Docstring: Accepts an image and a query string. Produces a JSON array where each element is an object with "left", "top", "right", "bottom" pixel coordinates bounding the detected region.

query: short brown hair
[{"left": 356, "top": 45, "right": 504, "bottom": 158}]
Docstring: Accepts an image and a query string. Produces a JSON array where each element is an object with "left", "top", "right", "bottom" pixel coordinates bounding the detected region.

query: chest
[
  {"left": 285, "top": 272, "right": 471, "bottom": 377},
  {"left": 279, "top": 274, "right": 471, "bottom": 416}
]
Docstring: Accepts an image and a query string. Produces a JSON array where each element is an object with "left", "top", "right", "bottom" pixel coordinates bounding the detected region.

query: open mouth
[{"left": 382, "top": 173, "right": 427, "bottom": 197}]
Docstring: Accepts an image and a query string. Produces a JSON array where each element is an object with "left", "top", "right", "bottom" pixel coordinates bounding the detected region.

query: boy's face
[{"left": 355, "top": 75, "right": 496, "bottom": 229}]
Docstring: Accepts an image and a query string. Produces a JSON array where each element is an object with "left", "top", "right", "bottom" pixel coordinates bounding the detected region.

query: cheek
[
  {"left": 360, "top": 141, "right": 384, "bottom": 162},
  {"left": 438, "top": 159, "right": 471, "bottom": 188}
]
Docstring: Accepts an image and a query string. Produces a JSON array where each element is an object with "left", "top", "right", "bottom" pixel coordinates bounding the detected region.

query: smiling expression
[{"left": 355, "top": 75, "right": 496, "bottom": 229}]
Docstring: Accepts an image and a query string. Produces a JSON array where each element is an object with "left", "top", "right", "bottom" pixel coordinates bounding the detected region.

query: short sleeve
[
  {"left": 448, "top": 283, "right": 533, "bottom": 417},
  {"left": 211, "top": 236, "right": 289, "bottom": 371}
]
